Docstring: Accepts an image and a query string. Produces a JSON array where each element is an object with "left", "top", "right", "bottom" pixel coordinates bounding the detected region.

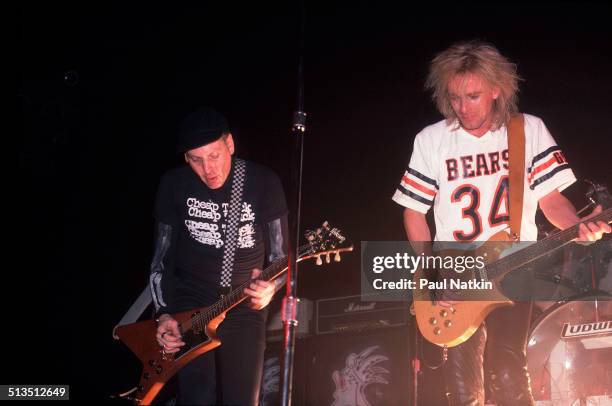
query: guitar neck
[
  {"left": 185, "top": 243, "right": 310, "bottom": 330},
  {"left": 487, "top": 208, "right": 611, "bottom": 281}
]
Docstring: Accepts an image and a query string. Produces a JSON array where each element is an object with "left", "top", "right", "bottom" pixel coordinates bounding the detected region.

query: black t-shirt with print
[{"left": 154, "top": 158, "right": 288, "bottom": 312}]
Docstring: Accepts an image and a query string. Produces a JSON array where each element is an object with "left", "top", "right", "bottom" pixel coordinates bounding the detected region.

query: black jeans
[
  {"left": 443, "top": 302, "right": 535, "bottom": 406},
  {"left": 176, "top": 305, "right": 268, "bottom": 406}
]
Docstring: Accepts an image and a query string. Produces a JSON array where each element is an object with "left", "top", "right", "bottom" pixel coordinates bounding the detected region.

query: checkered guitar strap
[{"left": 219, "top": 158, "right": 247, "bottom": 294}]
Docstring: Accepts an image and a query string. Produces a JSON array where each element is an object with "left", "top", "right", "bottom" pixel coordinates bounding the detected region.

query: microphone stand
[{"left": 280, "top": 2, "right": 306, "bottom": 404}]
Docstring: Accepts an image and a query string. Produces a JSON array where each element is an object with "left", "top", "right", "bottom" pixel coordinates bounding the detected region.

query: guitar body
[
  {"left": 414, "top": 231, "right": 515, "bottom": 347},
  {"left": 115, "top": 306, "right": 226, "bottom": 405}
]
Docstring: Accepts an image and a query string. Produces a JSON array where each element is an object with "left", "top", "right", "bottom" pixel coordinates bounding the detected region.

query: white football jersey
[{"left": 392, "top": 114, "right": 576, "bottom": 242}]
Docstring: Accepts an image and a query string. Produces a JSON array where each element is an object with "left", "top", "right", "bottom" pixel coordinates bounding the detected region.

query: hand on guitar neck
[
  {"left": 243, "top": 268, "right": 276, "bottom": 310},
  {"left": 575, "top": 204, "right": 611, "bottom": 243},
  {"left": 540, "top": 190, "right": 611, "bottom": 243},
  {"left": 156, "top": 268, "right": 275, "bottom": 353}
]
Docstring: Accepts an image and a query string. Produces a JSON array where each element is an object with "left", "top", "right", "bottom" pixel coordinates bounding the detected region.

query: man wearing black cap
[{"left": 150, "top": 107, "right": 289, "bottom": 405}]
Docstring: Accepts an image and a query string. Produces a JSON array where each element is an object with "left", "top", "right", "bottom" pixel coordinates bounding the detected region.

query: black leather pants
[{"left": 443, "top": 302, "right": 535, "bottom": 406}]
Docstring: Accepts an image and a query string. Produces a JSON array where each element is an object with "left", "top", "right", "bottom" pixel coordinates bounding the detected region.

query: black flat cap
[{"left": 176, "top": 107, "right": 230, "bottom": 154}]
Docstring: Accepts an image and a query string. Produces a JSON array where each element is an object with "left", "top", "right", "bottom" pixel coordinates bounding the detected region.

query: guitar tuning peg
[
  {"left": 325, "top": 253, "right": 331, "bottom": 264},
  {"left": 316, "top": 255, "right": 323, "bottom": 266},
  {"left": 334, "top": 252, "right": 341, "bottom": 262}
]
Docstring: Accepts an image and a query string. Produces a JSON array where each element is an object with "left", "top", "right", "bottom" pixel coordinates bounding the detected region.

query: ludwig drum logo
[{"left": 561, "top": 320, "right": 612, "bottom": 339}]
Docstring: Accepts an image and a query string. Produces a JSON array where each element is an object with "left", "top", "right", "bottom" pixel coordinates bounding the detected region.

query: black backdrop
[{"left": 17, "top": 1, "right": 611, "bottom": 402}]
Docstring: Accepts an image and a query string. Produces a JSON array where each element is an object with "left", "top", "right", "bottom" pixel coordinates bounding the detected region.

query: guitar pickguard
[{"left": 174, "top": 325, "right": 213, "bottom": 359}]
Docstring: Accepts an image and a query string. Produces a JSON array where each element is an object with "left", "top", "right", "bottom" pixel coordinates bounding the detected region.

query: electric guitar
[
  {"left": 115, "top": 221, "right": 352, "bottom": 405},
  {"left": 414, "top": 207, "right": 611, "bottom": 348}
]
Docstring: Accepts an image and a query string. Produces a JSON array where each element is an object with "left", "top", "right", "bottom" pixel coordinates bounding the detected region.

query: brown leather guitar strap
[{"left": 507, "top": 113, "right": 525, "bottom": 241}]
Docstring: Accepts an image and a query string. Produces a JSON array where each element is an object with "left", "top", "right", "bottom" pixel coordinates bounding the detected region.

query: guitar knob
[
  {"left": 148, "top": 360, "right": 156, "bottom": 367},
  {"left": 325, "top": 253, "right": 331, "bottom": 263},
  {"left": 440, "top": 309, "right": 448, "bottom": 317},
  {"left": 444, "top": 320, "right": 452, "bottom": 328},
  {"left": 434, "top": 327, "right": 441, "bottom": 335},
  {"left": 334, "top": 252, "right": 341, "bottom": 262},
  {"left": 143, "top": 372, "right": 150, "bottom": 380},
  {"left": 429, "top": 317, "right": 437, "bottom": 325},
  {"left": 449, "top": 306, "right": 456, "bottom": 314},
  {"left": 156, "top": 366, "right": 163, "bottom": 374},
  {"left": 316, "top": 256, "right": 323, "bottom": 266}
]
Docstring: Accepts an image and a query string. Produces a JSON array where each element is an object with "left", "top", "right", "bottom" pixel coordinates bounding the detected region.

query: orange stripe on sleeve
[
  {"left": 402, "top": 175, "right": 436, "bottom": 196},
  {"left": 528, "top": 156, "right": 558, "bottom": 183}
]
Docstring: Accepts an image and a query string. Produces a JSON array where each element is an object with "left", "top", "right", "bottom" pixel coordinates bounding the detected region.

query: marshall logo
[
  {"left": 344, "top": 302, "right": 376, "bottom": 313},
  {"left": 561, "top": 320, "right": 612, "bottom": 339}
]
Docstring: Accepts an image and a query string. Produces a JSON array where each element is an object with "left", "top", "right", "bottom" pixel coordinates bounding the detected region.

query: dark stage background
[{"left": 17, "top": 1, "right": 611, "bottom": 402}]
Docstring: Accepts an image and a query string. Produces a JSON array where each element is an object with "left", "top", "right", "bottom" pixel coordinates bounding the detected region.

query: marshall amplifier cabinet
[
  {"left": 316, "top": 294, "right": 410, "bottom": 335},
  {"left": 266, "top": 298, "right": 313, "bottom": 342}
]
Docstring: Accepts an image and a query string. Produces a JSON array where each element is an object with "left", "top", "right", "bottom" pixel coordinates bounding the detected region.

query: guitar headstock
[
  {"left": 586, "top": 180, "right": 612, "bottom": 210},
  {"left": 303, "top": 221, "right": 353, "bottom": 265}
]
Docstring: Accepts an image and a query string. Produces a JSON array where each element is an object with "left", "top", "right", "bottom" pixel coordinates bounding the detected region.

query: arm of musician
[
  {"left": 403, "top": 208, "right": 455, "bottom": 308},
  {"left": 149, "top": 222, "right": 177, "bottom": 317},
  {"left": 244, "top": 215, "right": 289, "bottom": 310},
  {"left": 539, "top": 190, "right": 611, "bottom": 242},
  {"left": 265, "top": 215, "right": 290, "bottom": 294},
  {"left": 403, "top": 208, "right": 433, "bottom": 257},
  {"left": 156, "top": 314, "right": 185, "bottom": 353}
]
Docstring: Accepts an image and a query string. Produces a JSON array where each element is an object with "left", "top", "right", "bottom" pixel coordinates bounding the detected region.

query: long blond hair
[{"left": 425, "top": 40, "right": 521, "bottom": 129}]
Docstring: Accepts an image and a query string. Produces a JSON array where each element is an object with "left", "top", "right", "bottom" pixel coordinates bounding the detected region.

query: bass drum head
[{"left": 526, "top": 294, "right": 612, "bottom": 405}]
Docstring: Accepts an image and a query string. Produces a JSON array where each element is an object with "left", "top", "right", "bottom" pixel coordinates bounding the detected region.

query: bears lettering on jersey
[{"left": 446, "top": 149, "right": 509, "bottom": 181}]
